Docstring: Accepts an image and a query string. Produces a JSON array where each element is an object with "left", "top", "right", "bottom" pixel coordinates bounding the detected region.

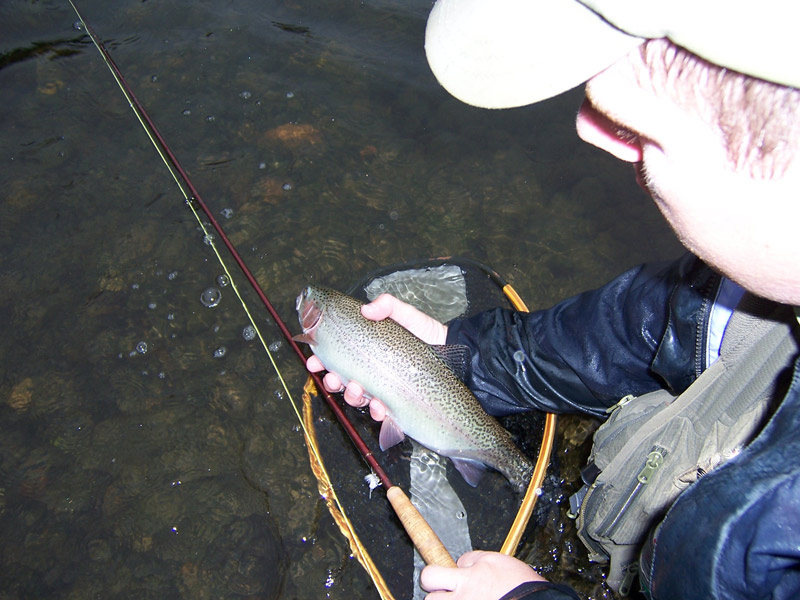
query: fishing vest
[{"left": 568, "top": 294, "right": 799, "bottom": 595}]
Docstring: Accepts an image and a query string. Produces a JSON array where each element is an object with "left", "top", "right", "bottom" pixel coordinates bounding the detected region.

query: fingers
[
  {"left": 421, "top": 551, "right": 547, "bottom": 600},
  {"left": 342, "top": 383, "right": 386, "bottom": 420},
  {"left": 369, "top": 399, "right": 386, "bottom": 422},
  {"left": 322, "top": 372, "right": 344, "bottom": 393},
  {"left": 420, "top": 554, "right": 491, "bottom": 594},
  {"left": 304, "top": 355, "right": 386, "bottom": 416},
  {"left": 456, "top": 550, "right": 486, "bottom": 568},
  {"left": 420, "top": 565, "right": 460, "bottom": 593},
  {"left": 343, "top": 381, "right": 367, "bottom": 407},
  {"left": 306, "top": 355, "right": 325, "bottom": 373},
  {"left": 305, "top": 356, "right": 347, "bottom": 395}
]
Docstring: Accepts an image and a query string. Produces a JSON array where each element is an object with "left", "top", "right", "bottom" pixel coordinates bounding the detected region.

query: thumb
[{"left": 361, "top": 293, "right": 397, "bottom": 321}]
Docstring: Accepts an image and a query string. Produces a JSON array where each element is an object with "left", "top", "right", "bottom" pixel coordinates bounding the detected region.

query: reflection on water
[{"left": 0, "top": 0, "right": 682, "bottom": 598}]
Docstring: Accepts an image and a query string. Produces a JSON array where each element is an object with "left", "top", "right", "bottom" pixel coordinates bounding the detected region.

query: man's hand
[
  {"left": 421, "top": 551, "right": 547, "bottom": 600},
  {"left": 305, "top": 293, "right": 448, "bottom": 421}
]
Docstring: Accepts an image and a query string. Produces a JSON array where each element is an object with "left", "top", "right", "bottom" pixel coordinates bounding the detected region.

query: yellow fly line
[
  {"left": 71, "top": 0, "right": 553, "bottom": 588},
  {"left": 191, "top": 215, "right": 397, "bottom": 597},
  {"left": 68, "top": 1, "right": 395, "bottom": 595}
]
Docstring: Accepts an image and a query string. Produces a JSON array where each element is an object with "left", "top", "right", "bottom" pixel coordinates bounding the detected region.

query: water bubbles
[
  {"left": 213, "top": 346, "right": 227, "bottom": 358},
  {"left": 286, "top": 91, "right": 295, "bottom": 99},
  {"left": 151, "top": 75, "right": 159, "bottom": 83},
  {"left": 242, "top": 325, "right": 256, "bottom": 341},
  {"left": 455, "top": 510, "right": 466, "bottom": 520},
  {"left": 258, "top": 161, "right": 267, "bottom": 170},
  {"left": 205, "top": 115, "right": 216, "bottom": 123},
  {"left": 167, "top": 270, "right": 178, "bottom": 281},
  {"left": 167, "top": 313, "right": 175, "bottom": 321},
  {"left": 282, "top": 183, "right": 293, "bottom": 191},
  {"left": 147, "top": 302, "right": 157, "bottom": 310},
  {"left": 550, "top": 545, "right": 559, "bottom": 562},
  {"left": 203, "top": 233, "right": 215, "bottom": 246},
  {"left": 216, "top": 274, "right": 229, "bottom": 287},
  {"left": 181, "top": 108, "right": 191, "bottom": 116},
  {"left": 73, "top": 21, "right": 84, "bottom": 31},
  {"left": 200, "top": 287, "right": 222, "bottom": 308},
  {"left": 239, "top": 90, "right": 252, "bottom": 100},
  {"left": 268, "top": 340, "right": 282, "bottom": 352},
  {"left": 220, "top": 207, "right": 234, "bottom": 219},
  {"left": 324, "top": 570, "right": 336, "bottom": 589},
  {"left": 135, "top": 341, "right": 148, "bottom": 355}
]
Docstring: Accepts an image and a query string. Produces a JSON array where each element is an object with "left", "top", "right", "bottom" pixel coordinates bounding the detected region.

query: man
[{"left": 308, "top": 0, "right": 800, "bottom": 598}]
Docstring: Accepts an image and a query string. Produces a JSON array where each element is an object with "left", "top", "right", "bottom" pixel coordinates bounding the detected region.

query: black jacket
[
  {"left": 446, "top": 253, "right": 800, "bottom": 599},
  {"left": 447, "top": 253, "right": 720, "bottom": 419}
]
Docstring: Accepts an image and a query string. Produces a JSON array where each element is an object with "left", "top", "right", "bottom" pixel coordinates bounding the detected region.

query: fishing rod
[{"left": 67, "top": 0, "right": 455, "bottom": 571}]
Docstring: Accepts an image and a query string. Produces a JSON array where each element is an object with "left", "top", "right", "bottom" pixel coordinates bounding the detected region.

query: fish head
[{"left": 294, "top": 286, "right": 325, "bottom": 344}]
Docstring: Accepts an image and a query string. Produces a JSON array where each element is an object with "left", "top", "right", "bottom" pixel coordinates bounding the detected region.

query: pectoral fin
[
  {"left": 292, "top": 333, "right": 316, "bottom": 345},
  {"left": 451, "top": 457, "right": 487, "bottom": 487},
  {"left": 378, "top": 416, "right": 405, "bottom": 451}
]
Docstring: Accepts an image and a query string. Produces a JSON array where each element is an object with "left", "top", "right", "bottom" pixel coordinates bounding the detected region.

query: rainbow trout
[{"left": 294, "top": 285, "right": 533, "bottom": 493}]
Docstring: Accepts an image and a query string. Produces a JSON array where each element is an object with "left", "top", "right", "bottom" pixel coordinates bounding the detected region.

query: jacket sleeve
[{"left": 446, "top": 253, "right": 721, "bottom": 418}]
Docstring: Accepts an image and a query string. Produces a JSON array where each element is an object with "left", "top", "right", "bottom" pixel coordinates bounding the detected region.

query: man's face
[{"left": 575, "top": 49, "right": 800, "bottom": 305}]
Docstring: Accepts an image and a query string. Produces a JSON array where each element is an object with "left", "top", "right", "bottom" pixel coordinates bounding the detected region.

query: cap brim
[{"left": 425, "top": 0, "right": 644, "bottom": 109}]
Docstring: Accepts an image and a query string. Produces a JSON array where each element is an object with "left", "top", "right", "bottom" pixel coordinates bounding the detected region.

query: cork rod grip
[{"left": 386, "top": 486, "right": 457, "bottom": 568}]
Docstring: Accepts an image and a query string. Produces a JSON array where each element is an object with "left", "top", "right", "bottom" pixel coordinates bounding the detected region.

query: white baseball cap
[{"left": 425, "top": 0, "right": 799, "bottom": 109}]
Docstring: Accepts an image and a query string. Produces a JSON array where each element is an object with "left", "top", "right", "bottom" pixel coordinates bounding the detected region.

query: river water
[{"left": 0, "top": 1, "right": 683, "bottom": 598}]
